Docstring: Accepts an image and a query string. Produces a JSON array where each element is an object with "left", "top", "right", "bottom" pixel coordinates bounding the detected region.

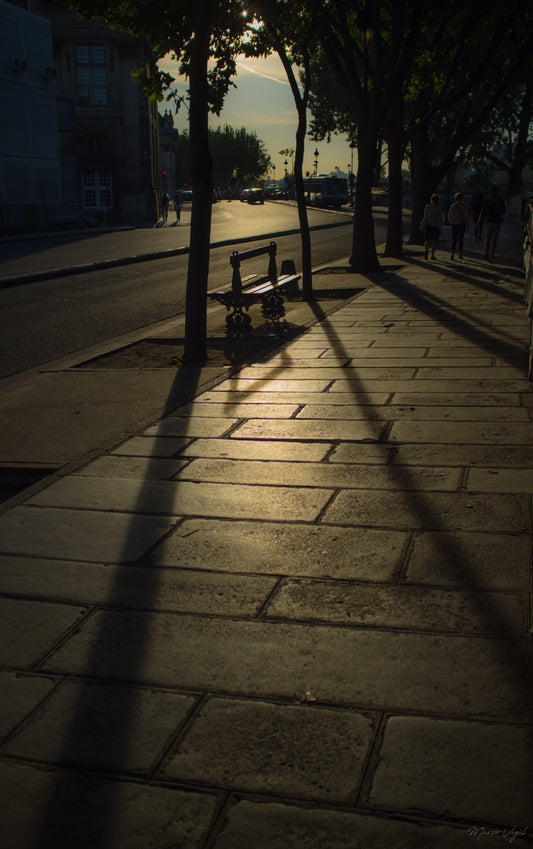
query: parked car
[{"left": 241, "top": 187, "right": 264, "bottom": 204}]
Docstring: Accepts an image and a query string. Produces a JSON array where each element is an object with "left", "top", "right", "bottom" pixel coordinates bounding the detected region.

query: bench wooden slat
[{"left": 243, "top": 274, "right": 300, "bottom": 297}]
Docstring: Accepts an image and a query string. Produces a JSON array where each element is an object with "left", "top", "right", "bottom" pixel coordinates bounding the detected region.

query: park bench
[{"left": 207, "top": 241, "right": 300, "bottom": 336}]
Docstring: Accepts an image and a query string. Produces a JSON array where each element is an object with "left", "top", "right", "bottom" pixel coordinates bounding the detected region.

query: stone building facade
[{"left": 39, "top": 0, "right": 160, "bottom": 227}]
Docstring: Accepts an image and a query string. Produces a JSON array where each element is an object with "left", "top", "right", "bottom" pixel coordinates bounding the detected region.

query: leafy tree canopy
[{"left": 174, "top": 124, "right": 271, "bottom": 188}]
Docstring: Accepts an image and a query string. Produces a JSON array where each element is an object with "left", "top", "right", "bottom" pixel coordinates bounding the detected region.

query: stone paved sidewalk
[{"left": 0, "top": 227, "right": 532, "bottom": 848}]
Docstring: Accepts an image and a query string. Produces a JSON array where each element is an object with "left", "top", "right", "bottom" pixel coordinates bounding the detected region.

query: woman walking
[
  {"left": 448, "top": 192, "right": 469, "bottom": 260},
  {"left": 422, "top": 194, "right": 442, "bottom": 260}
]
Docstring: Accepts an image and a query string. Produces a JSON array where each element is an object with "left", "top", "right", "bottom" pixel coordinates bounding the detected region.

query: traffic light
[{"left": 306, "top": 171, "right": 310, "bottom": 176}]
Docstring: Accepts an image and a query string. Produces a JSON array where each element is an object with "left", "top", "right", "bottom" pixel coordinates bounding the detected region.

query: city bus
[{"left": 302, "top": 175, "right": 350, "bottom": 208}]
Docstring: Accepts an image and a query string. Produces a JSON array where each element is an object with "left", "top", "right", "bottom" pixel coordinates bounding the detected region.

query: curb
[{"left": 0, "top": 220, "right": 352, "bottom": 289}]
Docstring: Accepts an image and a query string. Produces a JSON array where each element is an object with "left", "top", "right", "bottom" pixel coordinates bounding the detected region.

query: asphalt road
[{"left": 0, "top": 202, "right": 389, "bottom": 379}]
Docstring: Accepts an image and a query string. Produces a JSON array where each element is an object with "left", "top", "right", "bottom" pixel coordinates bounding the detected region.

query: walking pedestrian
[
  {"left": 448, "top": 192, "right": 469, "bottom": 261},
  {"left": 478, "top": 185, "right": 505, "bottom": 262},
  {"left": 421, "top": 193, "right": 442, "bottom": 260},
  {"left": 160, "top": 191, "right": 169, "bottom": 223},
  {"left": 174, "top": 190, "right": 182, "bottom": 224}
]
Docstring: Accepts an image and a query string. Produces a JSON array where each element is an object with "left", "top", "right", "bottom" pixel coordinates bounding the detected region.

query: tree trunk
[
  {"left": 383, "top": 106, "right": 405, "bottom": 258},
  {"left": 350, "top": 130, "right": 380, "bottom": 273},
  {"left": 409, "top": 127, "right": 432, "bottom": 245},
  {"left": 183, "top": 2, "right": 213, "bottom": 364},
  {"left": 294, "top": 123, "right": 313, "bottom": 299},
  {"left": 273, "top": 39, "right": 314, "bottom": 298}
]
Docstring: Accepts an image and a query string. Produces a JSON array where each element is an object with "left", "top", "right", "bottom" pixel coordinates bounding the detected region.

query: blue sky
[{"left": 158, "top": 53, "right": 355, "bottom": 180}]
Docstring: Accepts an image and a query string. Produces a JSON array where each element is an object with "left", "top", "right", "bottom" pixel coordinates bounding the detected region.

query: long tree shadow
[
  {"left": 303, "top": 274, "right": 532, "bottom": 696},
  {"left": 29, "top": 363, "right": 211, "bottom": 848},
  {"left": 378, "top": 265, "right": 528, "bottom": 363}
]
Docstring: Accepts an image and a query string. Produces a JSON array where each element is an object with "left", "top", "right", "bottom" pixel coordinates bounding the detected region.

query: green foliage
[
  {"left": 307, "top": 50, "right": 357, "bottom": 143},
  {"left": 174, "top": 124, "right": 271, "bottom": 188}
]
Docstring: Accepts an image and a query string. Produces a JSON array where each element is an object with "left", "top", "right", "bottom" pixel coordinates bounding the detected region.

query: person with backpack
[{"left": 478, "top": 185, "right": 505, "bottom": 262}]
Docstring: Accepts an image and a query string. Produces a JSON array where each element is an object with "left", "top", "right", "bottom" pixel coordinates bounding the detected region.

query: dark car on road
[{"left": 240, "top": 188, "right": 264, "bottom": 204}]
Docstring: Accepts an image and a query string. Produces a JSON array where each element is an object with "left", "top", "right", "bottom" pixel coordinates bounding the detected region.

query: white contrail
[{"left": 236, "top": 61, "right": 290, "bottom": 85}]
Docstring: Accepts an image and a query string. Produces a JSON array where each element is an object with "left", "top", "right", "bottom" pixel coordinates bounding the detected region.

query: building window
[
  {"left": 82, "top": 171, "right": 112, "bottom": 209},
  {"left": 86, "top": 135, "right": 106, "bottom": 154},
  {"left": 75, "top": 45, "right": 107, "bottom": 107}
]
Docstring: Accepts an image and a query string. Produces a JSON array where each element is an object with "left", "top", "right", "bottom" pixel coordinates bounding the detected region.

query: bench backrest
[{"left": 230, "top": 241, "right": 277, "bottom": 296}]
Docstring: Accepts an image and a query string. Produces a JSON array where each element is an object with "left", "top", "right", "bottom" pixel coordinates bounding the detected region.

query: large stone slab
[
  {"left": 231, "top": 418, "right": 386, "bottom": 442},
  {"left": 412, "top": 365, "right": 526, "bottom": 379},
  {"left": 0, "top": 597, "right": 87, "bottom": 667},
  {"left": 405, "top": 530, "right": 531, "bottom": 590},
  {"left": 203, "top": 390, "right": 391, "bottom": 405},
  {"left": 296, "top": 403, "right": 527, "bottom": 421},
  {"left": 111, "top": 435, "right": 193, "bottom": 457},
  {"left": 177, "top": 458, "right": 461, "bottom": 491},
  {"left": 361, "top": 357, "right": 496, "bottom": 368},
  {"left": 0, "top": 556, "right": 276, "bottom": 616},
  {"left": 265, "top": 578, "right": 527, "bottom": 636},
  {"left": 389, "top": 421, "right": 533, "bottom": 444},
  {"left": 327, "top": 443, "right": 394, "bottom": 463},
  {"left": 178, "top": 438, "right": 331, "bottom": 462},
  {"left": 370, "top": 334, "right": 465, "bottom": 346},
  {"left": 329, "top": 379, "right": 532, "bottom": 394},
  {"left": 391, "top": 391, "right": 522, "bottom": 406},
  {"left": 323, "top": 490, "right": 530, "bottom": 532},
  {"left": 27, "top": 476, "right": 332, "bottom": 522},
  {"left": 315, "top": 346, "right": 428, "bottom": 358},
  {"left": 171, "top": 401, "right": 300, "bottom": 418},
  {"left": 148, "top": 519, "right": 407, "bottom": 582},
  {"left": 427, "top": 344, "right": 516, "bottom": 357},
  {"left": 367, "top": 715, "right": 533, "bottom": 825},
  {"left": 214, "top": 378, "right": 332, "bottom": 393},
  {"left": 235, "top": 366, "right": 416, "bottom": 380},
  {"left": 254, "top": 357, "right": 352, "bottom": 368},
  {"left": 466, "top": 467, "right": 533, "bottom": 493},
  {"left": 210, "top": 799, "right": 531, "bottom": 849},
  {"left": 395, "top": 444, "right": 533, "bottom": 467},
  {"left": 3, "top": 679, "right": 195, "bottom": 773},
  {"left": 75, "top": 455, "right": 189, "bottom": 479},
  {"left": 0, "top": 761, "right": 218, "bottom": 849},
  {"left": 144, "top": 417, "right": 238, "bottom": 438},
  {"left": 0, "top": 671, "right": 55, "bottom": 738},
  {"left": 163, "top": 696, "right": 376, "bottom": 803},
  {"left": 41, "top": 612, "right": 533, "bottom": 718},
  {"left": 0, "top": 506, "right": 178, "bottom": 562}
]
